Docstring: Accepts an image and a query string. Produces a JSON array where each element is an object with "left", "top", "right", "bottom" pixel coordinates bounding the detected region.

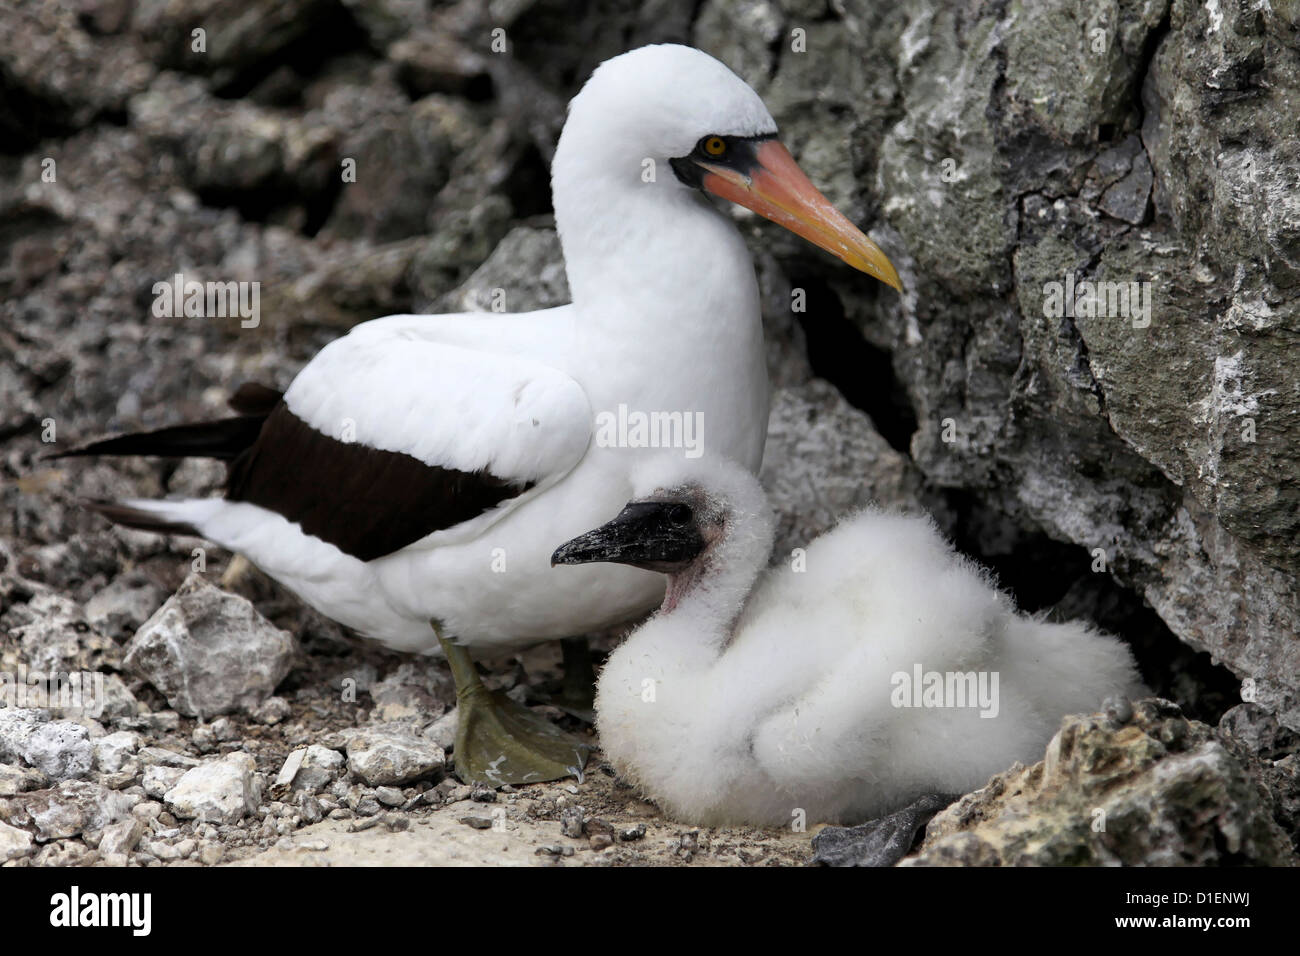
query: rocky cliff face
[{"left": 0, "top": 0, "right": 1296, "bottom": 864}]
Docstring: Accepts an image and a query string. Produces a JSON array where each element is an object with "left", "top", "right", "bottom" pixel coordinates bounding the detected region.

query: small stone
[
  {"left": 251, "top": 696, "right": 291, "bottom": 725},
  {"left": 274, "top": 745, "right": 345, "bottom": 794},
  {"left": 619, "top": 823, "right": 647, "bottom": 842},
  {"left": 560, "top": 806, "right": 584, "bottom": 839},
  {"left": 422, "top": 708, "right": 457, "bottom": 751},
  {"left": 132, "top": 801, "right": 163, "bottom": 823},
  {"left": 198, "top": 843, "right": 224, "bottom": 865},
  {"left": 1103, "top": 696, "right": 1134, "bottom": 726},
  {"left": 94, "top": 731, "right": 142, "bottom": 773},
  {"left": 375, "top": 786, "right": 404, "bottom": 807},
  {"left": 469, "top": 782, "right": 496, "bottom": 803},
  {"left": 344, "top": 726, "right": 445, "bottom": 786},
  {"left": 0, "top": 762, "right": 47, "bottom": 796},
  {"left": 143, "top": 766, "right": 187, "bottom": 800},
  {"left": 211, "top": 718, "right": 239, "bottom": 742},
  {"left": 164, "top": 753, "right": 263, "bottom": 824},
  {"left": 459, "top": 815, "right": 493, "bottom": 829},
  {"left": 19, "top": 719, "right": 94, "bottom": 781},
  {"left": 0, "top": 820, "right": 34, "bottom": 861},
  {"left": 98, "top": 818, "right": 143, "bottom": 856},
  {"left": 123, "top": 574, "right": 295, "bottom": 719}
]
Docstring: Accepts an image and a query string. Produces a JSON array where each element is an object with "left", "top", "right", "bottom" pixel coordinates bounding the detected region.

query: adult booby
[
  {"left": 553, "top": 456, "right": 1142, "bottom": 863},
  {"left": 55, "top": 44, "right": 901, "bottom": 785}
]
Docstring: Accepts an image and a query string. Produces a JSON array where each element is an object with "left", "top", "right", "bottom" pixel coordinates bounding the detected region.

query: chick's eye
[
  {"left": 702, "top": 136, "right": 727, "bottom": 157},
  {"left": 667, "top": 504, "right": 693, "bottom": 526}
]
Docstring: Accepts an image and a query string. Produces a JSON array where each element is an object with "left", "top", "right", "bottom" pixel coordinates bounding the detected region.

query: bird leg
[
  {"left": 432, "top": 620, "right": 592, "bottom": 787},
  {"left": 551, "top": 636, "right": 597, "bottom": 721},
  {"left": 810, "top": 793, "right": 958, "bottom": 867}
]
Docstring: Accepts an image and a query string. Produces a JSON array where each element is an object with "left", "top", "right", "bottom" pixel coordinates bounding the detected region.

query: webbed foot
[{"left": 434, "top": 621, "right": 592, "bottom": 786}]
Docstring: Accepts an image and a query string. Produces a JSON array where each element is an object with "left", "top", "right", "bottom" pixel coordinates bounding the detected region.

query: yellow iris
[{"left": 704, "top": 136, "right": 726, "bottom": 156}]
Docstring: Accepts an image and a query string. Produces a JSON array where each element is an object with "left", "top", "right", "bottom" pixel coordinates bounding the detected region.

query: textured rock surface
[
  {"left": 343, "top": 725, "right": 445, "bottom": 787},
  {"left": 164, "top": 752, "right": 263, "bottom": 824},
  {"left": 903, "top": 699, "right": 1294, "bottom": 866},
  {"left": 124, "top": 573, "right": 295, "bottom": 718}
]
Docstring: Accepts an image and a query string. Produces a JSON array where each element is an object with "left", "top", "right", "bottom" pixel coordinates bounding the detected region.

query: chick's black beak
[{"left": 551, "top": 501, "right": 704, "bottom": 573}]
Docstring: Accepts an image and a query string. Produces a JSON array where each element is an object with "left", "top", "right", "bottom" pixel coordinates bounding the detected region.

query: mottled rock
[
  {"left": 762, "top": 379, "right": 937, "bottom": 560},
  {"left": 20, "top": 720, "right": 94, "bottom": 781},
  {"left": 368, "top": 660, "right": 455, "bottom": 723},
  {"left": 84, "top": 572, "right": 167, "bottom": 638},
  {"left": 142, "top": 765, "right": 187, "bottom": 800},
  {"left": 344, "top": 725, "right": 445, "bottom": 786},
  {"left": 93, "top": 730, "right": 142, "bottom": 773},
  {"left": 164, "top": 752, "right": 263, "bottom": 824},
  {"left": 436, "top": 225, "right": 570, "bottom": 315},
  {"left": 6, "top": 780, "right": 137, "bottom": 841},
  {"left": 0, "top": 709, "right": 93, "bottom": 781},
  {"left": 0, "top": 763, "right": 47, "bottom": 797},
  {"left": 124, "top": 573, "right": 295, "bottom": 718},
  {"left": 903, "top": 699, "right": 1293, "bottom": 866},
  {"left": 274, "top": 745, "right": 345, "bottom": 794},
  {"left": 97, "top": 817, "right": 143, "bottom": 856},
  {"left": 0, "top": 820, "right": 34, "bottom": 861}
]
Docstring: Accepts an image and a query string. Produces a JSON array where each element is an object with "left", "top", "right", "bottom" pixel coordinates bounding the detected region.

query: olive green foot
[{"left": 434, "top": 621, "right": 591, "bottom": 787}]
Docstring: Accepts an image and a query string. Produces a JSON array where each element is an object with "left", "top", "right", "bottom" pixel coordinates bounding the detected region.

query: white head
[
  {"left": 550, "top": 44, "right": 901, "bottom": 291},
  {"left": 552, "top": 455, "right": 774, "bottom": 615}
]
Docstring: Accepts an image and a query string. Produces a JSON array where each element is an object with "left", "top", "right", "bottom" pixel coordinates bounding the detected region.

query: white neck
[{"left": 552, "top": 140, "right": 761, "bottom": 329}]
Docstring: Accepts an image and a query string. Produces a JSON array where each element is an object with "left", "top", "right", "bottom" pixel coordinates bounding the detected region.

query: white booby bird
[
  {"left": 55, "top": 45, "right": 901, "bottom": 785},
  {"left": 552, "top": 456, "right": 1143, "bottom": 862}
]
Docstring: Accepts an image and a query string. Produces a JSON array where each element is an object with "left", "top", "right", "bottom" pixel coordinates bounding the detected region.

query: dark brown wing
[{"left": 225, "top": 404, "right": 532, "bottom": 561}]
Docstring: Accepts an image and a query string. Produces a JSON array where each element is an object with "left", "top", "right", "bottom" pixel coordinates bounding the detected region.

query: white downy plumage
[
  {"left": 558, "top": 457, "right": 1143, "bottom": 825},
  {"left": 111, "top": 44, "right": 903, "bottom": 655}
]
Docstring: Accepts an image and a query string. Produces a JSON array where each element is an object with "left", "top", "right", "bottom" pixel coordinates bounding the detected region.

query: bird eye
[
  {"left": 667, "top": 504, "right": 693, "bottom": 526},
  {"left": 702, "top": 136, "right": 727, "bottom": 157}
]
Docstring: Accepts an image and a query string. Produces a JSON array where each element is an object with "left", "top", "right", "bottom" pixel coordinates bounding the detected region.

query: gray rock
[
  {"left": 274, "top": 745, "right": 345, "bottom": 794},
  {"left": 903, "top": 699, "right": 1293, "bottom": 866},
  {"left": 344, "top": 725, "right": 445, "bottom": 786},
  {"left": 422, "top": 707, "right": 458, "bottom": 752},
  {"left": 0, "top": 709, "right": 93, "bottom": 781},
  {"left": 761, "top": 379, "right": 938, "bottom": 561},
  {"left": 84, "top": 573, "right": 167, "bottom": 638},
  {"left": 97, "top": 817, "right": 143, "bottom": 856},
  {"left": 368, "top": 660, "right": 455, "bottom": 723},
  {"left": 20, "top": 720, "right": 94, "bottom": 781},
  {"left": 164, "top": 753, "right": 263, "bottom": 824},
  {"left": 142, "top": 766, "right": 187, "bottom": 800},
  {"left": 6, "top": 781, "right": 138, "bottom": 841},
  {"left": 0, "top": 820, "right": 34, "bottom": 862},
  {"left": 435, "top": 225, "right": 571, "bottom": 315},
  {"left": 93, "top": 730, "right": 142, "bottom": 773},
  {"left": 124, "top": 573, "right": 295, "bottom": 719},
  {"left": 0, "top": 763, "right": 47, "bottom": 797}
]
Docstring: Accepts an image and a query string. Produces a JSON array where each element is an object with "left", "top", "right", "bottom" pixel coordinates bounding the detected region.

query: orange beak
[{"left": 698, "top": 140, "right": 902, "bottom": 292}]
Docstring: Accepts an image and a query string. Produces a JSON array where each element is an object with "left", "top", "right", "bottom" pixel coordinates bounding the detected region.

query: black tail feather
[
  {"left": 46, "top": 416, "right": 269, "bottom": 462},
  {"left": 81, "top": 499, "right": 201, "bottom": 537},
  {"left": 45, "top": 382, "right": 283, "bottom": 463}
]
